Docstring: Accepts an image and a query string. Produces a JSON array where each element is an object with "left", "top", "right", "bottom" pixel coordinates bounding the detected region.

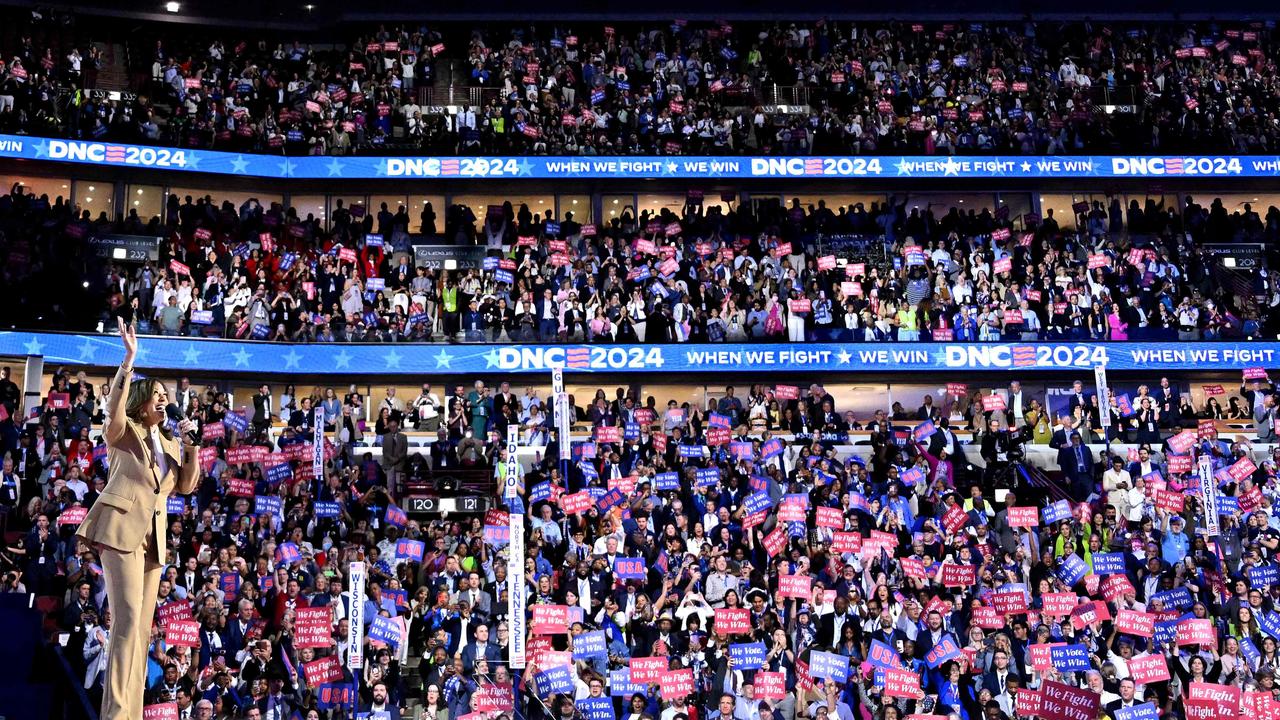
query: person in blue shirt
[
  {"left": 880, "top": 482, "right": 915, "bottom": 529},
  {"left": 1161, "top": 513, "right": 1190, "bottom": 566}
]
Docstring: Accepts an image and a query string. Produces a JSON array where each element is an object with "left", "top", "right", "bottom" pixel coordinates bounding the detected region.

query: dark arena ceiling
[{"left": 11, "top": 0, "right": 1280, "bottom": 27}]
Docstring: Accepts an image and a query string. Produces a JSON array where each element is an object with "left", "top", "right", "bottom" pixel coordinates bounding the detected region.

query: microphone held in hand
[{"left": 165, "top": 403, "right": 199, "bottom": 443}]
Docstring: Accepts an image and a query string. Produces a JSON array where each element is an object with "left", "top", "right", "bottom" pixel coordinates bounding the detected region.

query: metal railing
[
  {"left": 762, "top": 84, "right": 811, "bottom": 108},
  {"left": 417, "top": 85, "right": 501, "bottom": 109},
  {"left": 1087, "top": 85, "right": 1145, "bottom": 111}
]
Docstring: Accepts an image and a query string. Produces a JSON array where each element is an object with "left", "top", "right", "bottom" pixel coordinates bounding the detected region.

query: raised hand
[{"left": 117, "top": 317, "right": 137, "bottom": 364}]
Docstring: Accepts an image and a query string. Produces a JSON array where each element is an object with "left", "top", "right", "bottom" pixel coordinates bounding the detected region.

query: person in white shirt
[
  {"left": 455, "top": 104, "right": 477, "bottom": 131},
  {"left": 1121, "top": 478, "right": 1148, "bottom": 524},
  {"left": 82, "top": 609, "right": 110, "bottom": 691},
  {"left": 1102, "top": 456, "right": 1133, "bottom": 518}
]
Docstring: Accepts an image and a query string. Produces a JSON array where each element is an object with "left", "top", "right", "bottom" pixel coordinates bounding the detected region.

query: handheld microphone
[{"left": 165, "top": 403, "right": 199, "bottom": 443}]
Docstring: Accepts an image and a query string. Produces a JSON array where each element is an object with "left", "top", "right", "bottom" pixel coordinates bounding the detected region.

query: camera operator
[{"left": 980, "top": 417, "right": 1027, "bottom": 493}]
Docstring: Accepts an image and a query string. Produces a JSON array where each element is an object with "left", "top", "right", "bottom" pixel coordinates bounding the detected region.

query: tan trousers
[{"left": 99, "top": 533, "right": 161, "bottom": 720}]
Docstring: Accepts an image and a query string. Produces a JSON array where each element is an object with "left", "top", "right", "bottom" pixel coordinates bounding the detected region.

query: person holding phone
[{"left": 75, "top": 318, "right": 200, "bottom": 719}]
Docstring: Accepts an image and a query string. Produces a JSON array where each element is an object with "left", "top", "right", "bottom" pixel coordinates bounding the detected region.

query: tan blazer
[{"left": 77, "top": 366, "right": 200, "bottom": 564}]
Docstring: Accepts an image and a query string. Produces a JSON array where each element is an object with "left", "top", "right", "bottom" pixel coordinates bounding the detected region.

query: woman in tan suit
[{"left": 76, "top": 319, "right": 201, "bottom": 719}]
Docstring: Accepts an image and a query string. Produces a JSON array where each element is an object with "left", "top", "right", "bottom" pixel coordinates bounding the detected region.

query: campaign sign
[
  {"left": 483, "top": 525, "right": 510, "bottom": 547},
  {"left": 560, "top": 492, "right": 592, "bottom": 514},
  {"left": 573, "top": 630, "right": 608, "bottom": 660},
  {"left": 743, "top": 491, "right": 774, "bottom": 517},
  {"left": 678, "top": 444, "right": 705, "bottom": 458},
  {"left": 278, "top": 542, "right": 302, "bottom": 565},
  {"left": 1153, "top": 619, "right": 1181, "bottom": 647},
  {"left": 1168, "top": 429, "right": 1198, "bottom": 454},
  {"left": 58, "top": 506, "right": 87, "bottom": 526},
  {"left": 809, "top": 651, "right": 850, "bottom": 683},
  {"left": 755, "top": 671, "right": 786, "bottom": 700},
  {"left": 816, "top": 506, "right": 844, "bottom": 529},
  {"left": 993, "top": 588, "right": 1028, "bottom": 616},
  {"left": 155, "top": 600, "right": 192, "bottom": 628},
  {"left": 579, "top": 698, "right": 615, "bottom": 720},
  {"left": 1115, "top": 703, "right": 1159, "bottom": 720},
  {"left": 614, "top": 557, "right": 646, "bottom": 580},
  {"left": 972, "top": 606, "right": 1005, "bottom": 629},
  {"left": 264, "top": 463, "right": 291, "bottom": 484},
  {"left": 1150, "top": 586, "right": 1193, "bottom": 610},
  {"left": 779, "top": 574, "right": 811, "bottom": 598},
  {"left": 833, "top": 532, "right": 864, "bottom": 554},
  {"left": 900, "top": 467, "right": 926, "bottom": 487},
  {"left": 316, "top": 684, "right": 356, "bottom": 710},
  {"left": 531, "top": 605, "right": 571, "bottom": 634},
  {"left": 1115, "top": 609, "right": 1155, "bottom": 637},
  {"left": 913, "top": 420, "right": 937, "bottom": 441},
  {"left": 942, "top": 505, "right": 968, "bottom": 535},
  {"left": 941, "top": 563, "right": 976, "bottom": 587},
  {"left": 1240, "top": 486, "right": 1265, "bottom": 512},
  {"left": 143, "top": 704, "right": 179, "bottom": 720},
  {"left": 253, "top": 495, "right": 281, "bottom": 517},
  {"left": 1092, "top": 553, "right": 1125, "bottom": 576},
  {"left": 659, "top": 669, "right": 694, "bottom": 698},
  {"left": 695, "top": 467, "right": 720, "bottom": 486},
  {"left": 883, "top": 667, "right": 922, "bottom": 699},
  {"left": 534, "top": 665, "right": 575, "bottom": 696},
  {"left": 164, "top": 619, "right": 200, "bottom": 648},
  {"left": 1049, "top": 644, "right": 1090, "bottom": 672},
  {"left": 925, "top": 637, "right": 961, "bottom": 668},
  {"left": 314, "top": 501, "right": 341, "bottom": 518},
  {"left": 778, "top": 501, "right": 806, "bottom": 523},
  {"left": 595, "top": 488, "right": 626, "bottom": 513},
  {"left": 609, "top": 668, "right": 647, "bottom": 697},
  {"left": 982, "top": 394, "right": 1007, "bottom": 411},
  {"left": 774, "top": 385, "right": 800, "bottom": 400},
  {"left": 757, "top": 435, "right": 788, "bottom": 456},
  {"left": 1251, "top": 564, "right": 1280, "bottom": 589},
  {"left": 1230, "top": 456, "right": 1258, "bottom": 482},
  {"left": 1016, "top": 690, "right": 1043, "bottom": 717},
  {"left": 396, "top": 539, "right": 426, "bottom": 563},
  {"left": 1007, "top": 506, "right": 1039, "bottom": 527},
  {"left": 1187, "top": 683, "right": 1241, "bottom": 720},
  {"left": 369, "top": 615, "right": 404, "bottom": 649},
  {"left": 730, "top": 642, "right": 768, "bottom": 670},
  {"left": 1027, "top": 643, "right": 1062, "bottom": 671},
  {"left": 1154, "top": 489, "right": 1184, "bottom": 512},
  {"left": 1128, "top": 654, "right": 1171, "bottom": 683},
  {"left": 303, "top": 656, "right": 344, "bottom": 685},
  {"left": 222, "top": 411, "right": 249, "bottom": 434},
  {"left": 1042, "top": 593, "right": 1078, "bottom": 616},
  {"left": 654, "top": 472, "right": 680, "bottom": 491},
  {"left": 715, "top": 608, "right": 751, "bottom": 635},
  {"left": 1240, "top": 639, "right": 1262, "bottom": 667},
  {"left": 295, "top": 606, "right": 333, "bottom": 649},
  {"left": 868, "top": 639, "right": 903, "bottom": 670},
  {"left": 1057, "top": 554, "right": 1088, "bottom": 586},
  {"left": 1039, "top": 680, "right": 1100, "bottom": 720},
  {"left": 1043, "top": 500, "right": 1071, "bottom": 524},
  {"left": 629, "top": 657, "right": 667, "bottom": 684},
  {"left": 1177, "top": 618, "right": 1216, "bottom": 647}
]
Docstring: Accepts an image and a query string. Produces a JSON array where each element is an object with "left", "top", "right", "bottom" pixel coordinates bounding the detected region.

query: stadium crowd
[
  {"left": 0, "top": 359, "right": 1279, "bottom": 720},
  {"left": 5, "top": 13, "right": 1280, "bottom": 155},
  {"left": 1, "top": 184, "right": 1277, "bottom": 344}
]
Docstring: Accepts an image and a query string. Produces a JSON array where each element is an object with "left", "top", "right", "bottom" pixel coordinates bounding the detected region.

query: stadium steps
[
  {"left": 92, "top": 41, "right": 128, "bottom": 91},
  {"left": 422, "top": 60, "right": 477, "bottom": 106},
  {"left": 1214, "top": 264, "right": 1262, "bottom": 321}
]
